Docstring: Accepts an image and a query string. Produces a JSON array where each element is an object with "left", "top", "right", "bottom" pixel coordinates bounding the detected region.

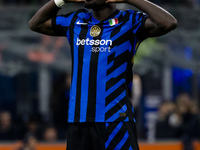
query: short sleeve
[
  {"left": 132, "top": 11, "right": 149, "bottom": 42},
  {"left": 51, "top": 12, "right": 75, "bottom": 36},
  {"left": 51, "top": 16, "right": 65, "bottom": 36}
]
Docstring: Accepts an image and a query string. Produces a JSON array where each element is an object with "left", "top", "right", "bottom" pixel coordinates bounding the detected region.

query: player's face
[{"left": 84, "top": 0, "right": 107, "bottom": 9}]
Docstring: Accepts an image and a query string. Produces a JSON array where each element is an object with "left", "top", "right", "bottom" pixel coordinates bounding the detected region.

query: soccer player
[{"left": 28, "top": 0, "right": 177, "bottom": 149}]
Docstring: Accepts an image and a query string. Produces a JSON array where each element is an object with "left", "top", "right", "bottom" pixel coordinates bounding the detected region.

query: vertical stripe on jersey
[
  {"left": 68, "top": 13, "right": 79, "bottom": 122},
  {"left": 95, "top": 49, "right": 106, "bottom": 121},
  {"left": 86, "top": 25, "right": 104, "bottom": 122},
  {"left": 74, "top": 25, "right": 89, "bottom": 122},
  {"left": 79, "top": 34, "right": 92, "bottom": 122},
  {"left": 95, "top": 23, "right": 112, "bottom": 121},
  {"left": 86, "top": 45, "right": 99, "bottom": 121}
]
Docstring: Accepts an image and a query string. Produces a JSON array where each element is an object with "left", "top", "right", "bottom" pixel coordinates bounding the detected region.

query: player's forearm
[
  {"left": 28, "top": 0, "right": 60, "bottom": 31},
  {"left": 127, "top": 0, "right": 177, "bottom": 30}
]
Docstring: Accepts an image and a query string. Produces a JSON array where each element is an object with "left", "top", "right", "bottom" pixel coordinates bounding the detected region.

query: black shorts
[{"left": 67, "top": 121, "right": 139, "bottom": 150}]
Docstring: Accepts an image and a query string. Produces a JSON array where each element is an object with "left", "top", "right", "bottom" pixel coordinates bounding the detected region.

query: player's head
[{"left": 84, "top": 0, "right": 110, "bottom": 10}]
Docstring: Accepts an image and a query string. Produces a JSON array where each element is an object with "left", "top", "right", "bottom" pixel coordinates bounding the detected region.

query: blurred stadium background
[{"left": 0, "top": 0, "right": 200, "bottom": 150}]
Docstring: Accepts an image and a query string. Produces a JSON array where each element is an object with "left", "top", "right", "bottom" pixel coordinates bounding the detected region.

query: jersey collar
[{"left": 89, "top": 9, "right": 120, "bottom": 25}]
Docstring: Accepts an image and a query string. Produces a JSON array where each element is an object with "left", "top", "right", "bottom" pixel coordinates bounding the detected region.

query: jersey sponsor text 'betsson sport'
[{"left": 52, "top": 9, "right": 148, "bottom": 123}]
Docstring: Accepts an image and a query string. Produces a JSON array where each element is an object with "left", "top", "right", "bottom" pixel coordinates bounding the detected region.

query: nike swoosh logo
[{"left": 76, "top": 20, "right": 88, "bottom": 25}]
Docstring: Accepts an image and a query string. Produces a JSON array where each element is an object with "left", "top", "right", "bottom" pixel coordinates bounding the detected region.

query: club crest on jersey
[{"left": 90, "top": 25, "right": 101, "bottom": 37}]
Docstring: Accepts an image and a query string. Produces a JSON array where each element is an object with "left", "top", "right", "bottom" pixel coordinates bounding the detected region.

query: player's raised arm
[
  {"left": 28, "top": 0, "right": 61, "bottom": 36},
  {"left": 106, "top": 0, "right": 178, "bottom": 37},
  {"left": 28, "top": 0, "right": 84, "bottom": 36}
]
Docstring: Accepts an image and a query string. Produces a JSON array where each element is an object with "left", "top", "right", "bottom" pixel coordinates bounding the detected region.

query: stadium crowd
[
  {"left": 0, "top": 106, "right": 67, "bottom": 142},
  {"left": 156, "top": 93, "right": 200, "bottom": 140},
  {"left": 156, "top": 93, "right": 200, "bottom": 149},
  {"left": 0, "top": 73, "right": 71, "bottom": 142}
]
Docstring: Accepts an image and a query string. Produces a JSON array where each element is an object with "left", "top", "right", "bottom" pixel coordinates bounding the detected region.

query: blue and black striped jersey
[{"left": 52, "top": 9, "right": 149, "bottom": 123}]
